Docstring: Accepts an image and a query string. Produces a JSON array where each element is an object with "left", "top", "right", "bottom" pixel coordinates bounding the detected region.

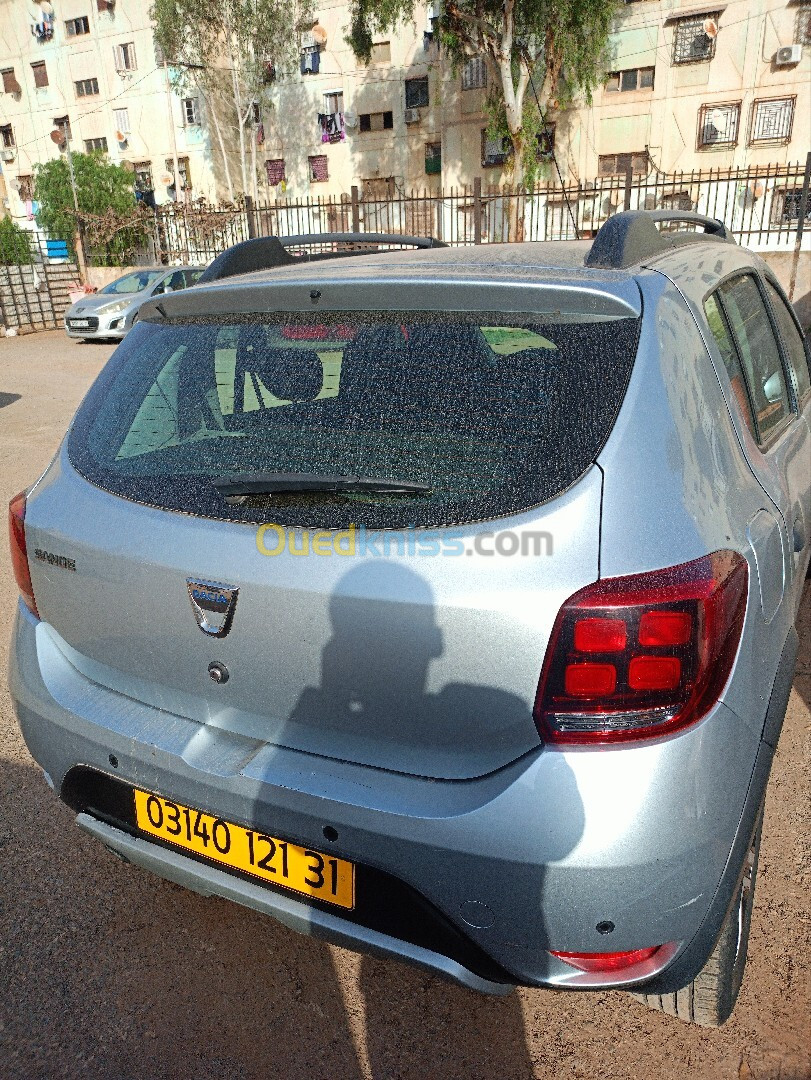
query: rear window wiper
[{"left": 212, "top": 472, "right": 432, "bottom": 498}]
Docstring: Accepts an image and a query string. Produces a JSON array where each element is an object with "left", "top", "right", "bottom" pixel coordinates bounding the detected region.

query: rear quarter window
[{"left": 69, "top": 311, "right": 641, "bottom": 529}]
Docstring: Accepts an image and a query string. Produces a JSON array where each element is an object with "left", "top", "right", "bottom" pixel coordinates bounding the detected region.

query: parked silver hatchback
[
  {"left": 10, "top": 214, "right": 810, "bottom": 1026},
  {"left": 64, "top": 265, "right": 204, "bottom": 340}
]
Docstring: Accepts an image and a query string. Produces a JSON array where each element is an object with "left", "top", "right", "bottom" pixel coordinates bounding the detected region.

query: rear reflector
[
  {"left": 550, "top": 947, "right": 661, "bottom": 973},
  {"left": 9, "top": 490, "right": 39, "bottom": 618},
  {"left": 534, "top": 551, "right": 748, "bottom": 745}
]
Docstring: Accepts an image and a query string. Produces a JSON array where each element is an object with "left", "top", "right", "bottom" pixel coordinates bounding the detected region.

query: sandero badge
[{"left": 187, "top": 579, "right": 239, "bottom": 637}]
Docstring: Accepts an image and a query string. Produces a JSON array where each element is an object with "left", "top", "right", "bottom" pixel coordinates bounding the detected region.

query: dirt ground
[{"left": 0, "top": 331, "right": 809, "bottom": 1080}]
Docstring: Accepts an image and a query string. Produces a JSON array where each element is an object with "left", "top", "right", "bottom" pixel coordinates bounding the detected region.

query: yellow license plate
[{"left": 133, "top": 789, "right": 355, "bottom": 910}]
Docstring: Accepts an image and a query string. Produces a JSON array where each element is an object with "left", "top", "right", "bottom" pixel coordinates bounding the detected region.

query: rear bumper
[{"left": 9, "top": 602, "right": 767, "bottom": 992}]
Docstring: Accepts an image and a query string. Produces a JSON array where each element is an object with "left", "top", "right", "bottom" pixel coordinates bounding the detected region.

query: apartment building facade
[
  {"left": 258, "top": 0, "right": 810, "bottom": 197},
  {"left": 0, "top": 0, "right": 218, "bottom": 226}
]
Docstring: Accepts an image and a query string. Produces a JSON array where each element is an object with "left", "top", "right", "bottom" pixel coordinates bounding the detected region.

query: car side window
[
  {"left": 716, "top": 274, "right": 791, "bottom": 444},
  {"left": 704, "top": 292, "right": 757, "bottom": 439},
  {"left": 765, "top": 280, "right": 811, "bottom": 403}
]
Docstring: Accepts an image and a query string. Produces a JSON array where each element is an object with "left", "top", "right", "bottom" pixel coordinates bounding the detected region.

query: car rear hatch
[{"left": 25, "top": 273, "right": 642, "bottom": 780}]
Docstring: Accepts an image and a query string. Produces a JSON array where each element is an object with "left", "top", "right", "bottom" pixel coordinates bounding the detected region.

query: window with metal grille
[
  {"left": 462, "top": 57, "right": 487, "bottom": 90},
  {"left": 266, "top": 159, "right": 286, "bottom": 185},
  {"left": 75, "top": 77, "right": 99, "bottom": 97},
  {"left": 771, "top": 188, "right": 811, "bottom": 226},
  {"left": 154, "top": 37, "right": 166, "bottom": 65},
  {"left": 85, "top": 137, "right": 108, "bottom": 152},
  {"left": 114, "top": 108, "right": 130, "bottom": 134},
  {"left": 660, "top": 191, "right": 693, "bottom": 211},
  {"left": 425, "top": 142, "right": 441, "bottom": 174},
  {"left": 672, "top": 14, "right": 718, "bottom": 64},
  {"left": 405, "top": 77, "right": 429, "bottom": 108},
  {"left": 750, "top": 97, "right": 795, "bottom": 143},
  {"left": 370, "top": 41, "right": 391, "bottom": 63},
  {"left": 31, "top": 62, "right": 48, "bottom": 88},
  {"left": 598, "top": 151, "right": 648, "bottom": 176},
  {"left": 2, "top": 69, "right": 21, "bottom": 94},
  {"left": 308, "top": 154, "right": 328, "bottom": 182},
  {"left": 18, "top": 174, "right": 34, "bottom": 199},
  {"left": 481, "top": 130, "right": 511, "bottom": 167},
  {"left": 114, "top": 43, "right": 137, "bottom": 71},
  {"left": 795, "top": 5, "right": 811, "bottom": 45},
  {"left": 605, "top": 66, "right": 655, "bottom": 91},
  {"left": 359, "top": 111, "right": 393, "bottom": 132},
  {"left": 134, "top": 162, "right": 153, "bottom": 192},
  {"left": 183, "top": 98, "right": 199, "bottom": 125},
  {"left": 66, "top": 16, "right": 90, "bottom": 36},
  {"left": 1, "top": 124, "right": 15, "bottom": 148},
  {"left": 697, "top": 102, "right": 740, "bottom": 147}
]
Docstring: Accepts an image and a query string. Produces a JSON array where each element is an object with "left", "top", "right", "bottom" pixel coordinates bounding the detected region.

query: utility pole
[
  {"left": 164, "top": 60, "right": 181, "bottom": 202},
  {"left": 51, "top": 127, "right": 87, "bottom": 282}
]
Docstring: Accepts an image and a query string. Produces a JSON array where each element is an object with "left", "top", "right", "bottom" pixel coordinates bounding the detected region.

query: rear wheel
[{"left": 633, "top": 798, "right": 764, "bottom": 1027}]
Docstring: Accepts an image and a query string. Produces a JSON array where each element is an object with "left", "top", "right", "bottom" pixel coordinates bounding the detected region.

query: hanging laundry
[
  {"left": 256, "top": 123, "right": 265, "bottom": 146},
  {"left": 300, "top": 47, "right": 320, "bottom": 75},
  {"left": 24, "top": 199, "right": 34, "bottom": 220}
]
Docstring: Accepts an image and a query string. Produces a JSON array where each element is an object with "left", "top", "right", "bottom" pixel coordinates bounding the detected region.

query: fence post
[
  {"left": 351, "top": 185, "right": 360, "bottom": 233},
  {"left": 623, "top": 165, "right": 633, "bottom": 212},
  {"left": 244, "top": 195, "right": 257, "bottom": 239},
  {"left": 473, "top": 177, "right": 482, "bottom": 244},
  {"left": 788, "top": 150, "right": 811, "bottom": 302}
]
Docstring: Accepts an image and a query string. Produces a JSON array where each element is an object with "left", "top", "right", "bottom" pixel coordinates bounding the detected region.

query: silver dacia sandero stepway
[{"left": 9, "top": 212, "right": 810, "bottom": 1027}]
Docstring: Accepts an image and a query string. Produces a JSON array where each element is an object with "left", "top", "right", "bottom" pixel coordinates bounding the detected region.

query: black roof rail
[
  {"left": 197, "top": 232, "right": 447, "bottom": 284},
  {"left": 584, "top": 210, "right": 736, "bottom": 270}
]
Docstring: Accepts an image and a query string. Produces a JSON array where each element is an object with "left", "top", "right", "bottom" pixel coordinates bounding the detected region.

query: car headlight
[{"left": 97, "top": 299, "right": 133, "bottom": 316}]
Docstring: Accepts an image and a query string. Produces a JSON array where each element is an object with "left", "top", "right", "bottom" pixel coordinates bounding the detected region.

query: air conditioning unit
[
  {"left": 1, "top": 148, "right": 15, "bottom": 162},
  {"left": 775, "top": 44, "right": 802, "bottom": 65},
  {"left": 404, "top": 107, "right": 421, "bottom": 124}
]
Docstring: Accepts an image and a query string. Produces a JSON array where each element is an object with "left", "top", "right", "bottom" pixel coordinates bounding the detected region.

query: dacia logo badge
[{"left": 187, "top": 578, "right": 239, "bottom": 637}]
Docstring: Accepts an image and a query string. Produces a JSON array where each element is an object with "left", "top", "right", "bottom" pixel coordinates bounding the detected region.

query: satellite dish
[
  {"left": 159, "top": 171, "right": 174, "bottom": 187},
  {"left": 703, "top": 18, "right": 718, "bottom": 38},
  {"left": 116, "top": 130, "right": 127, "bottom": 143},
  {"left": 344, "top": 111, "right": 358, "bottom": 128},
  {"left": 311, "top": 22, "right": 327, "bottom": 45},
  {"left": 49, "top": 128, "right": 65, "bottom": 146}
]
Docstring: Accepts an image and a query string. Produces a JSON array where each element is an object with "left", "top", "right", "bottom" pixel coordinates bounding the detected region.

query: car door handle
[{"left": 793, "top": 515, "right": 806, "bottom": 553}]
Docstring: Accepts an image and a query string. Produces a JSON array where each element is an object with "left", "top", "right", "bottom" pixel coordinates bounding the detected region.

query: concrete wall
[{"left": 761, "top": 251, "right": 811, "bottom": 330}]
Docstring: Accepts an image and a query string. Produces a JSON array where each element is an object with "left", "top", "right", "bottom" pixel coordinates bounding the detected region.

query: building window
[
  {"left": 1, "top": 124, "right": 15, "bottom": 148},
  {"left": 134, "top": 162, "right": 153, "bottom": 192},
  {"left": 1, "top": 69, "right": 22, "bottom": 95},
  {"left": 750, "top": 97, "right": 795, "bottom": 143},
  {"left": 697, "top": 102, "right": 740, "bottom": 147},
  {"left": 31, "top": 62, "right": 49, "bottom": 88},
  {"left": 405, "top": 77, "right": 430, "bottom": 109},
  {"left": 370, "top": 41, "right": 391, "bottom": 63},
  {"left": 323, "top": 91, "right": 344, "bottom": 115},
  {"left": 358, "top": 111, "right": 394, "bottom": 131},
  {"left": 166, "top": 157, "right": 191, "bottom": 191},
  {"left": 482, "top": 130, "right": 511, "bottom": 167},
  {"left": 672, "top": 13, "right": 719, "bottom": 65},
  {"left": 85, "top": 137, "right": 108, "bottom": 152},
  {"left": 114, "top": 43, "right": 137, "bottom": 71},
  {"left": 772, "top": 188, "right": 811, "bottom": 227},
  {"left": 461, "top": 57, "right": 487, "bottom": 90},
  {"left": 66, "top": 16, "right": 91, "bottom": 36},
  {"left": 598, "top": 151, "right": 649, "bottom": 176},
  {"left": 795, "top": 5, "right": 811, "bottom": 45},
  {"left": 182, "top": 98, "right": 199, "bottom": 125},
  {"left": 17, "top": 174, "right": 34, "bottom": 199},
  {"left": 266, "top": 159, "right": 286, "bottom": 186},
  {"left": 309, "top": 154, "right": 329, "bottom": 182},
  {"left": 425, "top": 141, "right": 441, "bottom": 174},
  {"left": 113, "top": 108, "right": 130, "bottom": 134},
  {"left": 53, "top": 115, "right": 72, "bottom": 141},
  {"left": 75, "top": 77, "right": 99, "bottom": 97},
  {"left": 660, "top": 191, "right": 693, "bottom": 211},
  {"left": 605, "top": 66, "right": 655, "bottom": 92},
  {"left": 537, "top": 125, "right": 556, "bottom": 159}
]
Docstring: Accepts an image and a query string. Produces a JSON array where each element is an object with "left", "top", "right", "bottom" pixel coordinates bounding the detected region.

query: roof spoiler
[
  {"left": 198, "top": 232, "right": 447, "bottom": 284},
  {"left": 585, "top": 210, "right": 735, "bottom": 270}
]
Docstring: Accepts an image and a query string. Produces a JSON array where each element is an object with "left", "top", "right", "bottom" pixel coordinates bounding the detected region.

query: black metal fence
[{"left": 142, "top": 160, "right": 811, "bottom": 264}]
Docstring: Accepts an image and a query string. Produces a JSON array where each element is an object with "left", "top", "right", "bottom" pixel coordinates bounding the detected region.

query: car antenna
[{"left": 520, "top": 42, "right": 579, "bottom": 240}]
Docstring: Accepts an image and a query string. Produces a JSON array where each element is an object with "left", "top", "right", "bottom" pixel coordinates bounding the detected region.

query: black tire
[{"left": 633, "top": 797, "right": 764, "bottom": 1027}]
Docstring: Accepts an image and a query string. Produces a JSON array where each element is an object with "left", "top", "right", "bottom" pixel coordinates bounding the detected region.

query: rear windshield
[{"left": 68, "top": 311, "right": 640, "bottom": 528}]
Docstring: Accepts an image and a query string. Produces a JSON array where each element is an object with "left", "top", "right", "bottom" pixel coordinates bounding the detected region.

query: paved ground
[{"left": 1, "top": 331, "right": 809, "bottom": 1080}]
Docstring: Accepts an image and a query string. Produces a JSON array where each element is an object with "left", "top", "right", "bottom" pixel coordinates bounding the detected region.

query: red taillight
[
  {"left": 534, "top": 551, "right": 748, "bottom": 745},
  {"left": 9, "top": 491, "right": 39, "bottom": 618},
  {"left": 550, "top": 947, "right": 661, "bottom": 973}
]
